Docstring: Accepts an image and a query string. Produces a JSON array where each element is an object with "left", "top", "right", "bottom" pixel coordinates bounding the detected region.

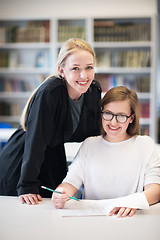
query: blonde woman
[
  {"left": 52, "top": 86, "right": 160, "bottom": 217},
  {"left": 0, "top": 38, "right": 101, "bottom": 204}
]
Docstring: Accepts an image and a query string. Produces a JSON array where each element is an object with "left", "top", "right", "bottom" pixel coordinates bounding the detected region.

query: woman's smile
[
  {"left": 76, "top": 80, "right": 89, "bottom": 85},
  {"left": 108, "top": 125, "right": 120, "bottom": 131}
]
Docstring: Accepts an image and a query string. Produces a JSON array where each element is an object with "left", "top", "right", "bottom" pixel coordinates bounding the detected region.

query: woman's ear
[
  {"left": 130, "top": 113, "right": 135, "bottom": 123},
  {"left": 58, "top": 65, "right": 65, "bottom": 78}
]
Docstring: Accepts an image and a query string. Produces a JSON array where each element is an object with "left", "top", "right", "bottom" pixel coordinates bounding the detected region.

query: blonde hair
[
  {"left": 101, "top": 86, "right": 140, "bottom": 136},
  {"left": 20, "top": 38, "right": 96, "bottom": 131}
]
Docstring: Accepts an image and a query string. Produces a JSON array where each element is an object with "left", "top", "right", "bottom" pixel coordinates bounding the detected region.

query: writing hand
[
  {"left": 19, "top": 193, "right": 42, "bottom": 205},
  {"left": 51, "top": 187, "right": 69, "bottom": 209}
]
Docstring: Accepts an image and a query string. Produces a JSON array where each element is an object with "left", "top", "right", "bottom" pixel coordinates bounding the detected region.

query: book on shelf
[
  {"left": 0, "top": 52, "right": 9, "bottom": 68},
  {"left": 58, "top": 25, "right": 85, "bottom": 42},
  {"left": 27, "top": 21, "right": 50, "bottom": 42},
  {"left": 140, "top": 125, "right": 150, "bottom": 136},
  {"left": 139, "top": 101, "right": 150, "bottom": 118},
  {"left": 0, "top": 50, "right": 48, "bottom": 69},
  {"left": 0, "top": 27, "right": 6, "bottom": 44},
  {"left": 0, "top": 76, "right": 43, "bottom": 93},
  {"left": 0, "top": 51, "right": 18, "bottom": 68},
  {"left": 96, "top": 51, "right": 112, "bottom": 67},
  {"left": 0, "top": 102, "right": 24, "bottom": 117},
  {"left": 95, "top": 74, "right": 150, "bottom": 93},
  {"left": 96, "top": 49, "right": 150, "bottom": 68},
  {"left": 134, "top": 76, "right": 150, "bottom": 92},
  {"left": 0, "top": 102, "right": 10, "bottom": 116},
  {"left": 94, "top": 20, "right": 151, "bottom": 42},
  {"left": 0, "top": 20, "right": 50, "bottom": 44}
]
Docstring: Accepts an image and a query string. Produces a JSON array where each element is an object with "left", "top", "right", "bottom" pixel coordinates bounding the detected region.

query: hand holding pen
[
  {"left": 51, "top": 187, "right": 70, "bottom": 209},
  {"left": 41, "top": 186, "right": 79, "bottom": 209}
]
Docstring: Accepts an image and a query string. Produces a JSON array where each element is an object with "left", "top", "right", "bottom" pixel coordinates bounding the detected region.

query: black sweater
[{"left": 0, "top": 76, "right": 101, "bottom": 197}]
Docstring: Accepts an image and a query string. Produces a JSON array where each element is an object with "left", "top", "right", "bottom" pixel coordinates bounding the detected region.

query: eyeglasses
[{"left": 101, "top": 112, "right": 133, "bottom": 123}]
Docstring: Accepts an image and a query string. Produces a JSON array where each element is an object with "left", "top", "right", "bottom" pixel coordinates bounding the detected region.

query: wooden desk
[{"left": 0, "top": 196, "right": 160, "bottom": 240}]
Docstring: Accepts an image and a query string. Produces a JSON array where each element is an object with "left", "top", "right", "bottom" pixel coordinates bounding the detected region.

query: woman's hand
[
  {"left": 109, "top": 207, "right": 137, "bottom": 217},
  {"left": 51, "top": 187, "right": 69, "bottom": 209},
  {"left": 19, "top": 194, "right": 42, "bottom": 205}
]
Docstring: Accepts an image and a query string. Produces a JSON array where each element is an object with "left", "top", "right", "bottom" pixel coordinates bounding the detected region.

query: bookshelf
[
  {"left": 0, "top": 16, "right": 157, "bottom": 141},
  {"left": 0, "top": 19, "right": 52, "bottom": 127},
  {"left": 92, "top": 17, "right": 156, "bottom": 139},
  {"left": 57, "top": 19, "right": 86, "bottom": 42}
]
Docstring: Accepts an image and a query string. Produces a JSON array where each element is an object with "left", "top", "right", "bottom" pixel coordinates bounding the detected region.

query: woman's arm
[
  {"left": 51, "top": 182, "right": 78, "bottom": 209},
  {"left": 144, "top": 183, "right": 160, "bottom": 205},
  {"left": 17, "top": 89, "right": 56, "bottom": 199},
  {"left": 109, "top": 184, "right": 160, "bottom": 218}
]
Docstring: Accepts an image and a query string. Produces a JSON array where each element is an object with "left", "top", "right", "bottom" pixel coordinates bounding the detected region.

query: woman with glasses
[
  {"left": 52, "top": 86, "right": 160, "bottom": 217},
  {"left": 0, "top": 38, "right": 101, "bottom": 204}
]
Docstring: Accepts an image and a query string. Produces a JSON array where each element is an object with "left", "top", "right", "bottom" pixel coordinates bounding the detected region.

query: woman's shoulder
[
  {"left": 36, "top": 76, "right": 67, "bottom": 97},
  {"left": 135, "top": 135, "right": 156, "bottom": 149},
  {"left": 29, "top": 76, "right": 67, "bottom": 107},
  {"left": 40, "top": 76, "right": 65, "bottom": 90},
  {"left": 90, "top": 80, "right": 101, "bottom": 92},
  {"left": 83, "top": 135, "right": 102, "bottom": 146},
  {"left": 136, "top": 135, "right": 154, "bottom": 143}
]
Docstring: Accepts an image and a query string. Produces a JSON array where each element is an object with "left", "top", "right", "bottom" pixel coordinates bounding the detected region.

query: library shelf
[{"left": 0, "top": 16, "right": 157, "bottom": 142}]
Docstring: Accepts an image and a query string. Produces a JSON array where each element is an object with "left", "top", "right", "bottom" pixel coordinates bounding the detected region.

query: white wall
[{"left": 0, "top": 0, "right": 157, "bottom": 19}]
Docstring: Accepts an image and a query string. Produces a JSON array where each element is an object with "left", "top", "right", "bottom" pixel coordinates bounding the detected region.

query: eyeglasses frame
[{"left": 101, "top": 111, "right": 133, "bottom": 123}]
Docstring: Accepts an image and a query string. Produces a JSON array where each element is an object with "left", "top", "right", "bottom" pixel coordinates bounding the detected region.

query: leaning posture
[{"left": 0, "top": 38, "right": 101, "bottom": 205}]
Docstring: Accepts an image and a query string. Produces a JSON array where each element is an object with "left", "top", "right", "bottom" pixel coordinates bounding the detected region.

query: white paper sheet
[
  {"left": 58, "top": 200, "right": 105, "bottom": 217},
  {"left": 99, "top": 192, "right": 149, "bottom": 214},
  {"left": 58, "top": 192, "right": 149, "bottom": 217}
]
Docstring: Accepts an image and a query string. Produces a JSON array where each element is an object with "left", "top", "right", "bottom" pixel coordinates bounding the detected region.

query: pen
[{"left": 41, "top": 186, "right": 79, "bottom": 201}]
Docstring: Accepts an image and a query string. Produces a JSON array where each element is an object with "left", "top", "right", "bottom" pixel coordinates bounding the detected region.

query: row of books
[
  {"left": 0, "top": 52, "right": 9, "bottom": 68},
  {"left": 96, "top": 50, "right": 150, "bottom": 68},
  {"left": 0, "top": 20, "right": 151, "bottom": 43},
  {"left": 0, "top": 77, "right": 43, "bottom": 93},
  {"left": 96, "top": 74, "right": 150, "bottom": 93},
  {"left": 140, "top": 125, "right": 149, "bottom": 136},
  {"left": 0, "top": 100, "right": 150, "bottom": 119},
  {"left": 0, "top": 102, "right": 24, "bottom": 116},
  {"left": 123, "top": 76, "right": 150, "bottom": 93},
  {"left": 139, "top": 101, "right": 150, "bottom": 118},
  {"left": 0, "top": 51, "right": 48, "bottom": 68},
  {"left": 0, "top": 21, "right": 50, "bottom": 43},
  {"left": 94, "top": 22, "right": 150, "bottom": 42},
  {"left": 58, "top": 25, "right": 85, "bottom": 42}
]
